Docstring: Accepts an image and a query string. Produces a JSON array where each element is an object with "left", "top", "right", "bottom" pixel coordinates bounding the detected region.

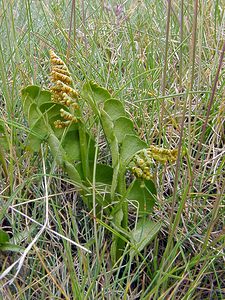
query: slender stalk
[
  {"left": 118, "top": 170, "right": 128, "bottom": 229},
  {"left": 73, "top": 0, "right": 76, "bottom": 45},
  {"left": 81, "top": 0, "right": 88, "bottom": 53},
  {"left": 179, "top": 0, "right": 184, "bottom": 90},
  {"left": 188, "top": 0, "right": 198, "bottom": 151},
  {"left": 66, "top": 0, "right": 76, "bottom": 61},
  {"left": 190, "top": 0, "right": 198, "bottom": 91},
  {"left": 78, "top": 122, "right": 90, "bottom": 180},
  {"left": 160, "top": 0, "right": 172, "bottom": 140},
  {"left": 161, "top": 0, "right": 172, "bottom": 96},
  {"left": 92, "top": 123, "right": 100, "bottom": 262},
  {"left": 197, "top": 1, "right": 203, "bottom": 89}
]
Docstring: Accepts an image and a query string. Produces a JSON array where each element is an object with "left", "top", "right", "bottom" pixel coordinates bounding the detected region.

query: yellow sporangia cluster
[
  {"left": 131, "top": 146, "right": 178, "bottom": 180},
  {"left": 131, "top": 149, "right": 153, "bottom": 181},
  {"left": 147, "top": 145, "right": 178, "bottom": 164},
  {"left": 49, "top": 50, "right": 79, "bottom": 128}
]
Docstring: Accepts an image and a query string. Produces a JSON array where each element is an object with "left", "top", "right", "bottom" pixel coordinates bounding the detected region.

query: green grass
[{"left": 0, "top": 0, "right": 224, "bottom": 299}]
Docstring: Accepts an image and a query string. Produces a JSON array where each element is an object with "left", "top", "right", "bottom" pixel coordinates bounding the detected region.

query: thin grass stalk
[
  {"left": 190, "top": 0, "right": 198, "bottom": 91},
  {"left": 73, "top": 0, "right": 76, "bottom": 45},
  {"left": 188, "top": 0, "right": 198, "bottom": 151},
  {"left": 66, "top": 0, "right": 76, "bottom": 61},
  {"left": 179, "top": 0, "right": 184, "bottom": 90},
  {"left": 161, "top": 0, "right": 172, "bottom": 97},
  {"left": 197, "top": 0, "right": 203, "bottom": 90},
  {"left": 81, "top": 0, "right": 88, "bottom": 53},
  {"left": 160, "top": 0, "right": 172, "bottom": 140}
]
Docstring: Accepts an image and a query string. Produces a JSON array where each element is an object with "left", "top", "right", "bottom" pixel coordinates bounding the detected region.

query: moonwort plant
[{"left": 21, "top": 50, "right": 177, "bottom": 263}]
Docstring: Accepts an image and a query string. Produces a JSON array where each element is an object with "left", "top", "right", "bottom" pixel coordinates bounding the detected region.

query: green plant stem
[
  {"left": 93, "top": 123, "right": 100, "bottom": 262},
  {"left": 78, "top": 123, "right": 90, "bottom": 180},
  {"left": 111, "top": 168, "right": 128, "bottom": 262},
  {"left": 72, "top": 99, "right": 90, "bottom": 180},
  {"left": 118, "top": 169, "right": 128, "bottom": 229}
]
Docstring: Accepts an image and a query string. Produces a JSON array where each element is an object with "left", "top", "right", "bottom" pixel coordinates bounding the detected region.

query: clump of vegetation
[{"left": 19, "top": 50, "right": 178, "bottom": 263}]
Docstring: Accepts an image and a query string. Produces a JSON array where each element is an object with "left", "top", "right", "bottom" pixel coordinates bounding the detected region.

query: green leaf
[
  {"left": 21, "top": 85, "right": 40, "bottom": 100},
  {"left": 103, "top": 99, "right": 125, "bottom": 121},
  {"left": 100, "top": 110, "right": 120, "bottom": 198},
  {"left": 114, "top": 117, "right": 134, "bottom": 143},
  {"left": 100, "top": 110, "right": 119, "bottom": 165},
  {"left": 81, "top": 81, "right": 111, "bottom": 117},
  {"left": 48, "top": 133, "right": 67, "bottom": 166},
  {"left": 112, "top": 208, "right": 124, "bottom": 227},
  {"left": 39, "top": 102, "right": 64, "bottom": 121},
  {"left": 126, "top": 179, "right": 157, "bottom": 216},
  {"left": 94, "top": 164, "right": 113, "bottom": 185},
  {"left": 78, "top": 162, "right": 113, "bottom": 185},
  {"left": 75, "top": 162, "right": 113, "bottom": 185},
  {"left": 81, "top": 82, "right": 96, "bottom": 113},
  {"left": 61, "top": 130, "right": 81, "bottom": 162},
  {"left": 26, "top": 136, "right": 42, "bottom": 152},
  {"left": 28, "top": 103, "right": 42, "bottom": 126},
  {"left": 87, "top": 135, "right": 95, "bottom": 162},
  {"left": 100, "top": 109, "right": 115, "bottom": 142},
  {"left": 27, "top": 116, "right": 49, "bottom": 151},
  {"left": 22, "top": 86, "right": 52, "bottom": 152},
  {"left": 64, "top": 161, "right": 82, "bottom": 184},
  {"left": 0, "top": 243, "right": 24, "bottom": 252},
  {"left": 100, "top": 109, "right": 119, "bottom": 166},
  {"left": 86, "top": 81, "right": 111, "bottom": 104},
  {"left": 21, "top": 85, "right": 41, "bottom": 116},
  {"left": 30, "top": 117, "right": 49, "bottom": 139},
  {"left": 120, "top": 134, "right": 147, "bottom": 167},
  {"left": 74, "top": 161, "right": 86, "bottom": 179},
  {"left": 0, "top": 229, "right": 10, "bottom": 244},
  {"left": 130, "top": 219, "right": 161, "bottom": 257},
  {"left": 21, "top": 86, "right": 51, "bottom": 108},
  {"left": 37, "top": 90, "right": 52, "bottom": 106}
]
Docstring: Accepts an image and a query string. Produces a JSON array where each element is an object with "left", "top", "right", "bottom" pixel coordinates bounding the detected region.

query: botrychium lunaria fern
[
  {"left": 49, "top": 49, "right": 79, "bottom": 128},
  {"left": 130, "top": 146, "right": 178, "bottom": 180}
]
